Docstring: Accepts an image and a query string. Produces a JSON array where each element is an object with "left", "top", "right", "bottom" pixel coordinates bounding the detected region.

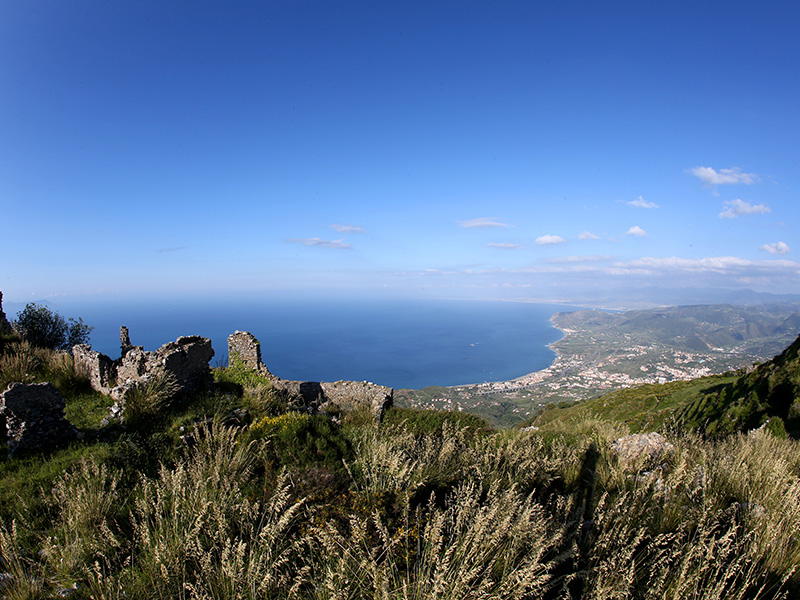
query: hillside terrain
[
  {"left": 398, "top": 303, "right": 800, "bottom": 426},
  {"left": 2, "top": 307, "right": 800, "bottom": 598},
  {"left": 531, "top": 326, "right": 800, "bottom": 440}
]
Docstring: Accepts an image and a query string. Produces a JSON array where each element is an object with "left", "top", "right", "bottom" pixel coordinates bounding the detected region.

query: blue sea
[{"left": 47, "top": 298, "right": 581, "bottom": 390}]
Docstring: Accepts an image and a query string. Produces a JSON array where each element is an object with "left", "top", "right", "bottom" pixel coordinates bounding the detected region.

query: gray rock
[
  {"left": 1, "top": 382, "right": 76, "bottom": 455},
  {"left": 612, "top": 432, "right": 675, "bottom": 464}
]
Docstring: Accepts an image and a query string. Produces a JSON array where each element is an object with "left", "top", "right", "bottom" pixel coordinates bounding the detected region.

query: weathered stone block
[{"left": 1, "top": 382, "right": 76, "bottom": 455}]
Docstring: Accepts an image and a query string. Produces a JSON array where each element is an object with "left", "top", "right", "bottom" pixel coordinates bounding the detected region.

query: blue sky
[{"left": 2, "top": 0, "right": 799, "bottom": 306}]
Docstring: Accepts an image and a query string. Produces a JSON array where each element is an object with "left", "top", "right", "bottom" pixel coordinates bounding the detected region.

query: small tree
[{"left": 14, "top": 303, "right": 93, "bottom": 350}]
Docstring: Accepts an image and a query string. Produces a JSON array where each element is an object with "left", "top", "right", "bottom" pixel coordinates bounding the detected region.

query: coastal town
[{"left": 396, "top": 304, "right": 800, "bottom": 426}]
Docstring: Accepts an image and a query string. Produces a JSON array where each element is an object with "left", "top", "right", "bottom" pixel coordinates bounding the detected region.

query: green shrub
[
  {"left": 213, "top": 351, "right": 273, "bottom": 388},
  {"left": 13, "top": 303, "right": 93, "bottom": 351},
  {"left": 247, "top": 412, "right": 351, "bottom": 473}
]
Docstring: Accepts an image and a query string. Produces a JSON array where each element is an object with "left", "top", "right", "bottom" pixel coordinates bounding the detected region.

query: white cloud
[
  {"left": 690, "top": 166, "right": 757, "bottom": 187},
  {"left": 535, "top": 234, "right": 566, "bottom": 245},
  {"left": 626, "top": 226, "right": 647, "bottom": 237},
  {"left": 628, "top": 196, "right": 659, "bottom": 209},
  {"left": 542, "top": 255, "right": 616, "bottom": 264},
  {"left": 578, "top": 231, "right": 600, "bottom": 240},
  {"left": 330, "top": 224, "right": 366, "bottom": 233},
  {"left": 759, "top": 241, "right": 790, "bottom": 255},
  {"left": 718, "top": 199, "right": 771, "bottom": 219},
  {"left": 287, "top": 237, "right": 351, "bottom": 249},
  {"left": 458, "top": 217, "right": 512, "bottom": 229},
  {"left": 487, "top": 242, "right": 523, "bottom": 249}
]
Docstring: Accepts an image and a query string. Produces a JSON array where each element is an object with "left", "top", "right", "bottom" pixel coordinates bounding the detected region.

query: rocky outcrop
[
  {"left": 74, "top": 328, "right": 214, "bottom": 402},
  {"left": 1, "top": 382, "right": 76, "bottom": 455},
  {"left": 227, "top": 331, "right": 392, "bottom": 421},
  {"left": 612, "top": 432, "right": 675, "bottom": 464},
  {"left": 0, "top": 290, "right": 12, "bottom": 335}
]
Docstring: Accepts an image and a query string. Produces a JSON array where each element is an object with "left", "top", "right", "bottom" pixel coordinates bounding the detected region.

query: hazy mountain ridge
[{"left": 554, "top": 303, "right": 800, "bottom": 355}]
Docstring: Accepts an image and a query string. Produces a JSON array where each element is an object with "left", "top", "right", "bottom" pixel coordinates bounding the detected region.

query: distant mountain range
[
  {"left": 543, "top": 287, "right": 800, "bottom": 310},
  {"left": 554, "top": 302, "right": 800, "bottom": 357}
]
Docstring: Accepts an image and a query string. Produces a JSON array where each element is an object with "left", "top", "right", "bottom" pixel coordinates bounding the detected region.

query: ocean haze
[{"left": 53, "top": 298, "right": 580, "bottom": 390}]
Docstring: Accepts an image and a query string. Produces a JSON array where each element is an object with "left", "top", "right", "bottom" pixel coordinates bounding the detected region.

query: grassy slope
[
  {"left": 532, "top": 374, "right": 738, "bottom": 433},
  {"left": 3, "top": 339, "right": 800, "bottom": 598}
]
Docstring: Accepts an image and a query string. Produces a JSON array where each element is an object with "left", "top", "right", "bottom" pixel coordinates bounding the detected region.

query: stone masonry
[
  {"left": 227, "top": 330, "right": 393, "bottom": 420},
  {"left": 0, "top": 290, "right": 12, "bottom": 335},
  {"left": 1, "top": 382, "right": 76, "bottom": 455},
  {"left": 227, "top": 330, "right": 274, "bottom": 377},
  {"left": 74, "top": 328, "right": 215, "bottom": 402}
]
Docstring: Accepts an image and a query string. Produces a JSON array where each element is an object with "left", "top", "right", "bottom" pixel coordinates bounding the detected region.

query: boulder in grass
[{"left": 1, "top": 382, "right": 77, "bottom": 456}]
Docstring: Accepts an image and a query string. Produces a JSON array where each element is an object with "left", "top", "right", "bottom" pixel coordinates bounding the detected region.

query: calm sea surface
[{"left": 52, "top": 298, "right": 581, "bottom": 389}]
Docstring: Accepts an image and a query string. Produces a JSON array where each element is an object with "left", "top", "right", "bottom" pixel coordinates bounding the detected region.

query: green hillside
[
  {"left": 533, "top": 333, "right": 800, "bottom": 440},
  {"left": 676, "top": 334, "right": 800, "bottom": 437}
]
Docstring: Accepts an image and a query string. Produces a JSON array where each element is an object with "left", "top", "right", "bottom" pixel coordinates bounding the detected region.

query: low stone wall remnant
[
  {"left": 1, "top": 382, "right": 76, "bottom": 455},
  {"left": 227, "top": 330, "right": 392, "bottom": 421}
]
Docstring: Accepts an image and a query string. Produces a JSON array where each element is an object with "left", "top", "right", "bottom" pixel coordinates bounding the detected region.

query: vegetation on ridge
[{"left": 1, "top": 319, "right": 800, "bottom": 598}]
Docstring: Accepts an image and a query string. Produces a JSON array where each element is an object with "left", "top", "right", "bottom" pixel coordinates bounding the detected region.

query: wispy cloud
[
  {"left": 535, "top": 234, "right": 566, "bottom": 245},
  {"left": 487, "top": 242, "right": 523, "bottom": 249},
  {"left": 759, "top": 241, "right": 790, "bottom": 255},
  {"left": 690, "top": 166, "right": 758, "bottom": 188},
  {"left": 578, "top": 231, "right": 600, "bottom": 240},
  {"left": 542, "top": 255, "right": 616, "bottom": 264},
  {"left": 458, "top": 217, "right": 512, "bottom": 229},
  {"left": 626, "top": 226, "right": 647, "bottom": 237},
  {"left": 628, "top": 196, "right": 659, "bottom": 209},
  {"left": 330, "top": 224, "right": 366, "bottom": 233},
  {"left": 718, "top": 199, "right": 771, "bottom": 219},
  {"left": 287, "top": 237, "right": 351, "bottom": 249}
]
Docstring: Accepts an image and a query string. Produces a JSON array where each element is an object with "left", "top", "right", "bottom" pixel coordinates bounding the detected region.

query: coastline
[{"left": 450, "top": 310, "right": 571, "bottom": 391}]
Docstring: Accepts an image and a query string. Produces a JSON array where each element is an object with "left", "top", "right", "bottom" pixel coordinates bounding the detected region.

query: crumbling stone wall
[
  {"left": 227, "top": 331, "right": 275, "bottom": 378},
  {"left": 319, "top": 380, "right": 393, "bottom": 421},
  {"left": 1, "top": 382, "right": 76, "bottom": 455},
  {"left": 74, "top": 328, "right": 215, "bottom": 401},
  {"left": 72, "top": 344, "right": 115, "bottom": 390},
  {"left": 0, "top": 290, "right": 12, "bottom": 335},
  {"left": 227, "top": 330, "right": 393, "bottom": 420}
]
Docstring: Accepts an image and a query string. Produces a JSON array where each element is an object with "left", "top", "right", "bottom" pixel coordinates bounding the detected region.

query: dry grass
[{"left": 1, "top": 413, "right": 798, "bottom": 599}]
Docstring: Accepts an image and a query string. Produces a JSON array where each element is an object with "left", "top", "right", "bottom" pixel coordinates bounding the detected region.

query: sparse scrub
[
  {"left": 121, "top": 373, "right": 180, "bottom": 428},
  {"left": 0, "top": 339, "right": 91, "bottom": 395},
  {"left": 0, "top": 340, "right": 48, "bottom": 389},
  {"left": 1, "top": 382, "right": 799, "bottom": 598}
]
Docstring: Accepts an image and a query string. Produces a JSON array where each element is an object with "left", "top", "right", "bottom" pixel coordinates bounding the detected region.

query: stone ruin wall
[
  {"left": 227, "top": 330, "right": 393, "bottom": 420},
  {"left": 0, "top": 290, "right": 12, "bottom": 335},
  {"left": 227, "top": 331, "right": 274, "bottom": 378},
  {"left": 74, "top": 328, "right": 214, "bottom": 401}
]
